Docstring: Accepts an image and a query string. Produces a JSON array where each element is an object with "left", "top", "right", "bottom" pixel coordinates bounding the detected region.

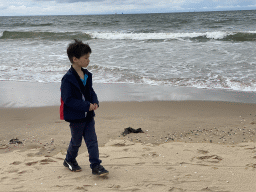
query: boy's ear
[{"left": 72, "top": 56, "right": 78, "bottom": 63}]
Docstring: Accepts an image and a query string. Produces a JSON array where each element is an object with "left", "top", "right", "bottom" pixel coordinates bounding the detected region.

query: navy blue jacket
[{"left": 60, "top": 66, "right": 99, "bottom": 122}]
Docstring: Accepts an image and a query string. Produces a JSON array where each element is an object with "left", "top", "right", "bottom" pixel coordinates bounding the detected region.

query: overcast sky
[{"left": 0, "top": 0, "right": 256, "bottom": 16}]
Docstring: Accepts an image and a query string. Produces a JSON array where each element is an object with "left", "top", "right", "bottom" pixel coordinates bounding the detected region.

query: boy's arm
[
  {"left": 61, "top": 77, "right": 90, "bottom": 112},
  {"left": 87, "top": 71, "right": 99, "bottom": 107},
  {"left": 91, "top": 87, "right": 99, "bottom": 106}
]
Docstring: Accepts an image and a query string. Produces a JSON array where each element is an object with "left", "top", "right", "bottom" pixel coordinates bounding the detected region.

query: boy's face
[{"left": 73, "top": 53, "right": 90, "bottom": 68}]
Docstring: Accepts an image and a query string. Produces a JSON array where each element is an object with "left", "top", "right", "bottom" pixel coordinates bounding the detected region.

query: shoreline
[
  {"left": 1, "top": 80, "right": 256, "bottom": 153},
  {"left": 0, "top": 81, "right": 255, "bottom": 108}
]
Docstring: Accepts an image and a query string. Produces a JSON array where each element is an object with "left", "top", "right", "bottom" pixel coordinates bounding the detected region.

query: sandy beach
[{"left": 1, "top": 100, "right": 256, "bottom": 192}]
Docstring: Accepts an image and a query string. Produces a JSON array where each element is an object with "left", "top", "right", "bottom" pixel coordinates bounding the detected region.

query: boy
[{"left": 60, "top": 39, "right": 109, "bottom": 176}]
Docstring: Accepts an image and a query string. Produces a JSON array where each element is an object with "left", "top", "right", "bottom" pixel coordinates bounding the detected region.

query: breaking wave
[{"left": 2, "top": 30, "right": 256, "bottom": 42}]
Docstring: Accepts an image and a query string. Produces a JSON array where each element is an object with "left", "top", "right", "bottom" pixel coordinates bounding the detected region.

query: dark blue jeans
[{"left": 65, "top": 119, "right": 102, "bottom": 169}]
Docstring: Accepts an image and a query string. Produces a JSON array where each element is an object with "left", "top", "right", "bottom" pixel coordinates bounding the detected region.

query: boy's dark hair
[{"left": 67, "top": 39, "right": 92, "bottom": 63}]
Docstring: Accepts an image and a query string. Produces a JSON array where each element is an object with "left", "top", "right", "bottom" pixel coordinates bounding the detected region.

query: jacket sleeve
[
  {"left": 91, "top": 86, "right": 99, "bottom": 106},
  {"left": 87, "top": 72, "right": 99, "bottom": 106},
  {"left": 61, "top": 76, "right": 91, "bottom": 112}
]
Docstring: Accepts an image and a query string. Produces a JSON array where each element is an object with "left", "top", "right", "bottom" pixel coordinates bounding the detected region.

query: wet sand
[{"left": 0, "top": 81, "right": 255, "bottom": 107}]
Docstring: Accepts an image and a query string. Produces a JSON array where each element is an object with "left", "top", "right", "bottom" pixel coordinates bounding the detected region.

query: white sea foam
[
  {"left": 1, "top": 64, "right": 256, "bottom": 92},
  {"left": 225, "top": 78, "right": 256, "bottom": 92},
  {"left": 205, "top": 31, "right": 230, "bottom": 39},
  {"left": 89, "top": 32, "right": 205, "bottom": 40},
  {"left": 0, "top": 65, "right": 69, "bottom": 73},
  {"left": 88, "top": 31, "right": 235, "bottom": 40}
]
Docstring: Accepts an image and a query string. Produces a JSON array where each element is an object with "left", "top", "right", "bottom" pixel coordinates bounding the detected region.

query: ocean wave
[
  {"left": 224, "top": 32, "right": 256, "bottom": 41},
  {"left": 89, "top": 65, "right": 256, "bottom": 91},
  {"left": 0, "top": 31, "right": 92, "bottom": 40},
  {"left": 10, "top": 22, "right": 53, "bottom": 27},
  {"left": 30, "top": 23, "right": 54, "bottom": 27},
  {"left": 1, "top": 64, "right": 255, "bottom": 92},
  {"left": 1, "top": 30, "right": 256, "bottom": 42},
  {"left": 89, "top": 31, "right": 207, "bottom": 40},
  {"left": 90, "top": 31, "right": 256, "bottom": 42}
]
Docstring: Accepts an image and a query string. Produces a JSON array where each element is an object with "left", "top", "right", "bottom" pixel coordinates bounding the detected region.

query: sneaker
[
  {"left": 92, "top": 165, "right": 109, "bottom": 176},
  {"left": 63, "top": 159, "right": 82, "bottom": 172}
]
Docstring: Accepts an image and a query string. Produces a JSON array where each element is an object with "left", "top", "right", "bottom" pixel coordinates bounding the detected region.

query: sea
[{"left": 0, "top": 10, "right": 256, "bottom": 93}]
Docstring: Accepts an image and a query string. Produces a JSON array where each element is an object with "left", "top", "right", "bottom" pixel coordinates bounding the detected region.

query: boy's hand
[
  {"left": 89, "top": 103, "right": 99, "bottom": 111},
  {"left": 93, "top": 103, "right": 99, "bottom": 110},
  {"left": 89, "top": 103, "right": 95, "bottom": 111}
]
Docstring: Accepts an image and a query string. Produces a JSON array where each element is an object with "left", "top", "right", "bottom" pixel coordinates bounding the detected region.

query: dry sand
[{"left": 1, "top": 101, "right": 256, "bottom": 192}]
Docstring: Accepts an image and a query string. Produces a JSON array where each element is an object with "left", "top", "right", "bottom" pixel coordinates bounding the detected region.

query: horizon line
[{"left": 0, "top": 8, "right": 256, "bottom": 17}]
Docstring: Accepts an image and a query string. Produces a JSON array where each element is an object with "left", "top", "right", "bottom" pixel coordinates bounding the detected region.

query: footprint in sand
[
  {"left": 39, "top": 158, "right": 56, "bottom": 165},
  {"left": 18, "top": 170, "right": 27, "bottom": 174},
  {"left": 201, "top": 186, "right": 230, "bottom": 192},
  {"left": 10, "top": 161, "right": 22, "bottom": 165},
  {"left": 7, "top": 168, "right": 19, "bottom": 173},
  {"left": 246, "top": 163, "right": 256, "bottom": 168},
  {"left": 197, "top": 149, "right": 209, "bottom": 154},
  {"left": 75, "top": 186, "right": 87, "bottom": 190},
  {"left": 25, "top": 158, "right": 57, "bottom": 166},
  {"left": 99, "top": 153, "right": 109, "bottom": 158},
  {"left": 169, "top": 187, "right": 185, "bottom": 192},
  {"left": 0, "top": 144, "right": 8, "bottom": 149},
  {"left": 135, "top": 162, "right": 146, "bottom": 165},
  {"left": 108, "top": 184, "right": 121, "bottom": 189},
  {"left": 12, "top": 186, "right": 24, "bottom": 190},
  {"left": 53, "top": 184, "right": 74, "bottom": 188},
  {"left": 0, "top": 177, "right": 8, "bottom": 182},
  {"left": 25, "top": 161, "right": 38, "bottom": 166},
  {"left": 196, "top": 155, "right": 223, "bottom": 163},
  {"left": 142, "top": 151, "right": 159, "bottom": 158}
]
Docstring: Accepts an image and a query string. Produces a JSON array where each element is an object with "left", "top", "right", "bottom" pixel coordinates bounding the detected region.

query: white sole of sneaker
[
  {"left": 64, "top": 161, "right": 82, "bottom": 172},
  {"left": 97, "top": 172, "right": 109, "bottom": 177}
]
